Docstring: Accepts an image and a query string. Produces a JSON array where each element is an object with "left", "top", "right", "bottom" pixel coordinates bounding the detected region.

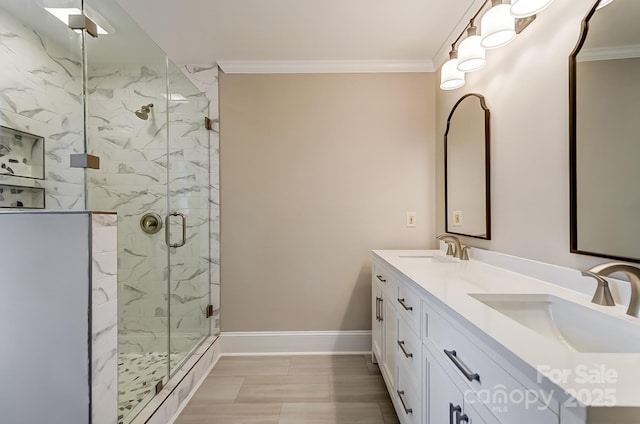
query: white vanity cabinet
[
  {"left": 423, "top": 298, "right": 558, "bottom": 424},
  {"left": 371, "top": 260, "right": 398, "bottom": 393},
  {"left": 372, "top": 282, "right": 384, "bottom": 364},
  {"left": 424, "top": 346, "right": 496, "bottom": 424},
  {"left": 372, "top": 253, "right": 561, "bottom": 424},
  {"left": 372, "top": 259, "right": 420, "bottom": 424}
]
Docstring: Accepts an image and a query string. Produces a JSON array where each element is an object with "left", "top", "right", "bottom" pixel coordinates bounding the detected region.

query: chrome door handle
[
  {"left": 165, "top": 212, "right": 186, "bottom": 248},
  {"left": 397, "top": 390, "right": 413, "bottom": 415},
  {"left": 375, "top": 297, "right": 381, "bottom": 321},
  {"left": 397, "top": 340, "right": 413, "bottom": 358},
  {"left": 378, "top": 297, "right": 383, "bottom": 322},
  {"left": 444, "top": 349, "right": 480, "bottom": 382},
  {"left": 397, "top": 298, "right": 413, "bottom": 311}
]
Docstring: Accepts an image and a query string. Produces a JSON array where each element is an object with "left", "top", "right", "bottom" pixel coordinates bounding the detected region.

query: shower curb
[{"left": 128, "top": 336, "right": 221, "bottom": 424}]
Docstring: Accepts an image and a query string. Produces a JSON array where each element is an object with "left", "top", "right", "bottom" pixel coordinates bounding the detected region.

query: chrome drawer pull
[
  {"left": 378, "top": 298, "right": 383, "bottom": 322},
  {"left": 449, "top": 403, "right": 462, "bottom": 424},
  {"left": 397, "top": 298, "right": 413, "bottom": 311},
  {"left": 375, "top": 297, "right": 382, "bottom": 321},
  {"left": 444, "top": 349, "right": 480, "bottom": 382},
  {"left": 397, "top": 390, "right": 413, "bottom": 414},
  {"left": 397, "top": 340, "right": 413, "bottom": 358},
  {"left": 457, "top": 413, "right": 469, "bottom": 424},
  {"left": 376, "top": 275, "right": 386, "bottom": 282}
]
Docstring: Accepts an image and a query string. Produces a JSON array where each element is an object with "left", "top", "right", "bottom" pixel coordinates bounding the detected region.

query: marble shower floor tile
[{"left": 118, "top": 351, "right": 184, "bottom": 423}]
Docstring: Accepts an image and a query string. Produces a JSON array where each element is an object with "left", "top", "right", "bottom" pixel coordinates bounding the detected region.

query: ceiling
[{"left": 115, "top": 0, "right": 482, "bottom": 71}]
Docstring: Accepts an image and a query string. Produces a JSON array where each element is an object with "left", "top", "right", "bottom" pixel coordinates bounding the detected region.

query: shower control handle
[
  {"left": 165, "top": 212, "right": 186, "bottom": 248},
  {"left": 140, "top": 212, "right": 163, "bottom": 234}
]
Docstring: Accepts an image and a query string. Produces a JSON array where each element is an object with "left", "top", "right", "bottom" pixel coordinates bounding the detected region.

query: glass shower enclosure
[{"left": 0, "top": 1, "right": 216, "bottom": 422}]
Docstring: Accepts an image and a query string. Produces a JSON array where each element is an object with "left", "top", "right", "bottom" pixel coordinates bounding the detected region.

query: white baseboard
[{"left": 221, "top": 330, "right": 372, "bottom": 355}]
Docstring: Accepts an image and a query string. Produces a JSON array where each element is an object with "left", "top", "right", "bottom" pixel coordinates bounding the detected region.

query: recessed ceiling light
[{"left": 44, "top": 7, "right": 109, "bottom": 35}]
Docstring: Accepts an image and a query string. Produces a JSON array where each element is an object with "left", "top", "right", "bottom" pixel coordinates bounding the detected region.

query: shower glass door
[
  {"left": 84, "top": 4, "right": 171, "bottom": 421},
  {"left": 166, "top": 62, "right": 211, "bottom": 373},
  {"left": 84, "top": 1, "right": 210, "bottom": 422}
]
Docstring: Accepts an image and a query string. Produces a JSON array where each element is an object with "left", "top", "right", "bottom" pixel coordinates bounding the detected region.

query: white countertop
[{"left": 373, "top": 249, "right": 640, "bottom": 413}]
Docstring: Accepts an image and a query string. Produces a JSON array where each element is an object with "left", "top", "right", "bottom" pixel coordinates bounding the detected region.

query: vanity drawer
[
  {"left": 424, "top": 300, "right": 558, "bottom": 423},
  {"left": 396, "top": 315, "right": 421, "bottom": 390},
  {"left": 373, "top": 261, "right": 397, "bottom": 298},
  {"left": 396, "top": 361, "right": 421, "bottom": 424},
  {"left": 396, "top": 282, "right": 420, "bottom": 336}
]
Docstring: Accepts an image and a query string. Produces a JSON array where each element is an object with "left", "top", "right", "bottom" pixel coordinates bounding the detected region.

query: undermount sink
[
  {"left": 398, "top": 255, "right": 455, "bottom": 264},
  {"left": 469, "top": 293, "right": 640, "bottom": 353}
]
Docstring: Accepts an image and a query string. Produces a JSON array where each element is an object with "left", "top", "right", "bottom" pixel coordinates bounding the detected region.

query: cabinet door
[
  {"left": 426, "top": 347, "right": 463, "bottom": 424},
  {"left": 382, "top": 298, "right": 397, "bottom": 389},
  {"left": 372, "top": 283, "right": 384, "bottom": 363}
]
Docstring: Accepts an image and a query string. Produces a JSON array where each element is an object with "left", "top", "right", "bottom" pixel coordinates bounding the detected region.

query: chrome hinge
[
  {"left": 68, "top": 14, "right": 99, "bottom": 38},
  {"left": 70, "top": 153, "right": 100, "bottom": 169},
  {"left": 205, "top": 304, "right": 214, "bottom": 318},
  {"left": 205, "top": 117, "right": 219, "bottom": 133}
]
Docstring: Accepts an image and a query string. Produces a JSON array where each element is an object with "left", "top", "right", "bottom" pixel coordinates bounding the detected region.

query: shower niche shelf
[
  {"left": 0, "top": 126, "right": 45, "bottom": 180},
  {"left": 0, "top": 184, "right": 45, "bottom": 209}
]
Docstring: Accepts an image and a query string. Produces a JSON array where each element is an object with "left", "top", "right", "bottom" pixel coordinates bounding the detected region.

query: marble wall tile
[
  {"left": 91, "top": 213, "right": 119, "bottom": 424},
  {"left": 0, "top": 8, "right": 85, "bottom": 210},
  {"left": 181, "top": 64, "right": 220, "bottom": 337},
  {"left": 87, "top": 62, "right": 215, "bottom": 356}
]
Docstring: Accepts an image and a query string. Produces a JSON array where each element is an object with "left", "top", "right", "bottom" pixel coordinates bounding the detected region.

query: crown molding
[
  {"left": 217, "top": 60, "right": 434, "bottom": 74},
  {"left": 577, "top": 44, "right": 640, "bottom": 62}
]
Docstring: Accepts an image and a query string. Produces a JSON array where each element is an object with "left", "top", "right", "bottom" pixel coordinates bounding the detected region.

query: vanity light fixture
[
  {"left": 440, "top": 47, "right": 466, "bottom": 90},
  {"left": 510, "top": 0, "right": 554, "bottom": 18},
  {"left": 457, "top": 21, "right": 486, "bottom": 72},
  {"left": 439, "top": 0, "right": 552, "bottom": 90},
  {"left": 480, "top": 0, "right": 516, "bottom": 49}
]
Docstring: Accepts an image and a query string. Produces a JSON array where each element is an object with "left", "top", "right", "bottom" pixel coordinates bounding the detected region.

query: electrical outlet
[
  {"left": 452, "top": 211, "right": 463, "bottom": 226},
  {"left": 406, "top": 212, "right": 416, "bottom": 227}
]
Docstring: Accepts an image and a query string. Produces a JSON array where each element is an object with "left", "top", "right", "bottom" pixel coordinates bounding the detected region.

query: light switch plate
[
  {"left": 452, "top": 211, "right": 462, "bottom": 226},
  {"left": 406, "top": 212, "right": 416, "bottom": 227}
]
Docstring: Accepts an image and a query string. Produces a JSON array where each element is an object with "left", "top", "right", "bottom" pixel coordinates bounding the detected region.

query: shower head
[{"left": 135, "top": 103, "right": 153, "bottom": 120}]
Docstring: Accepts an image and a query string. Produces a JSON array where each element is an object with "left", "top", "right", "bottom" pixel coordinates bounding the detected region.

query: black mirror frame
[
  {"left": 444, "top": 93, "right": 491, "bottom": 240},
  {"left": 569, "top": 1, "right": 640, "bottom": 263}
]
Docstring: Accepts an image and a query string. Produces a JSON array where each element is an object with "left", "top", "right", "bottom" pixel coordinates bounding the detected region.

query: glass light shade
[
  {"left": 480, "top": 3, "right": 516, "bottom": 49},
  {"left": 457, "top": 35, "right": 486, "bottom": 72},
  {"left": 510, "top": 0, "right": 554, "bottom": 18},
  {"left": 596, "top": 0, "right": 614, "bottom": 9},
  {"left": 440, "top": 58, "right": 465, "bottom": 90}
]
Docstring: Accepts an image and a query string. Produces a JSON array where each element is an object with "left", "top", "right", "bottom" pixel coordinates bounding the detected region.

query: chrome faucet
[
  {"left": 437, "top": 234, "right": 463, "bottom": 260},
  {"left": 583, "top": 263, "right": 640, "bottom": 318}
]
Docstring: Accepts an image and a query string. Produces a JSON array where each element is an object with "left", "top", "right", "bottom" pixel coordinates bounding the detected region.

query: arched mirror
[
  {"left": 570, "top": 0, "right": 640, "bottom": 262},
  {"left": 445, "top": 93, "right": 491, "bottom": 239}
]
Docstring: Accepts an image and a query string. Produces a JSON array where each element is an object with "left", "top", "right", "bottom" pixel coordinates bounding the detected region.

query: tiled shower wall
[
  {"left": 0, "top": 3, "right": 220, "bottom": 351},
  {"left": 87, "top": 63, "right": 213, "bottom": 354},
  {"left": 0, "top": 7, "right": 85, "bottom": 209},
  {"left": 181, "top": 64, "right": 220, "bottom": 336}
]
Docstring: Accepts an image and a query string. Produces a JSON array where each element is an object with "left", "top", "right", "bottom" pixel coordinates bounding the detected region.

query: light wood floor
[{"left": 175, "top": 355, "right": 400, "bottom": 424}]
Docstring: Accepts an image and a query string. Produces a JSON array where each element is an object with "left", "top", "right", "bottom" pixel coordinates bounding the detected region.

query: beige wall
[
  {"left": 436, "top": 0, "right": 609, "bottom": 270},
  {"left": 220, "top": 72, "right": 436, "bottom": 332}
]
